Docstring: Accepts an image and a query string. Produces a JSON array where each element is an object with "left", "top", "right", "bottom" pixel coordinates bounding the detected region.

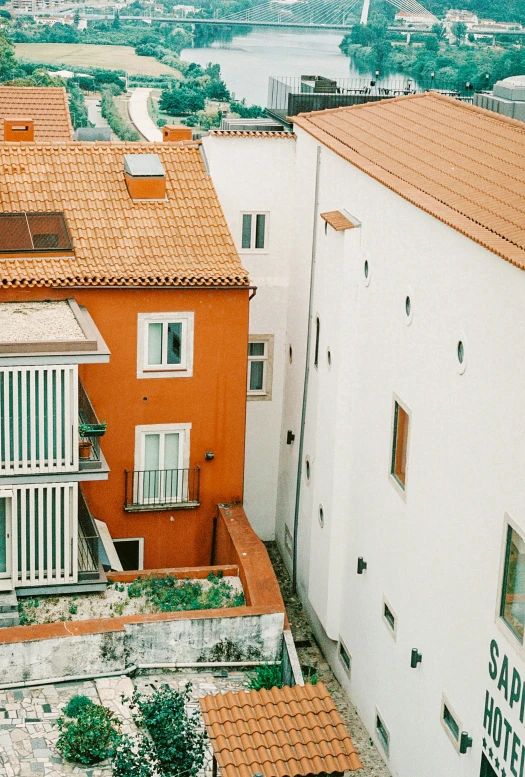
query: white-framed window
[
  {"left": 137, "top": 312, "right": 194, "bottom": 379},
  {"left": 440, "top": 695, "right": 462, "bottom": 752},
  {"left": 241, "top": 212, "right": 268, "bottom": 251},
  {"left": 247, "top": 335, "right": 274, "bottom": 400},
  {"left": 113, "top": 538, "right": 144, "bottom": 571},
  {"left": 134, "top": 424, "right": 191, "bottom": 505}
]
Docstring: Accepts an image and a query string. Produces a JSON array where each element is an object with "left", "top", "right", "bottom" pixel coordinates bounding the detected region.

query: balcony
[
  {"left": 78, "top": 379, "right": 106, "bottom": 471},
  {"left": 78, "top": 487, "right": 101, "bottom": 580},
  {"left": 124, "top": 467, "right": 200, "bottom": 512}
]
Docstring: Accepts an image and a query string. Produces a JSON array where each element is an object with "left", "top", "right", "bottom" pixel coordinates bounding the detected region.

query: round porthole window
[
  {"left": 327, "top": 347, "right": 332, "bottom": 368},
  {"left": 363, "top": 252, "right": 371, "bottom": 287},
  {"left": 456, "top": 334, "right": 467, "bottom": 374},
  {"left": 364, "top": 260, "right": 369, "bottom": 279},
  {"left": 405, "top": 296, "right": 411, "bottom": 317},
  {"left": 318, "top": 504, "right": 324, "bottom": 528},
  {"left": 305, "top": 457, "right": 311, "bottom": 483},
  {"left": 289, "top": 345, "right": 293, "bottom": 364}
]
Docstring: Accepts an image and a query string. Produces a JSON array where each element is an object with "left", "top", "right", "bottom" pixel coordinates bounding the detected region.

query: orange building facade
[{"left": 0, "top": 138, "right": 250, "bottom": 583}]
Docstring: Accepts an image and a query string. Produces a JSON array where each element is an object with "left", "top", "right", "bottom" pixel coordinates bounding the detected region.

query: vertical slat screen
[
  {"left": 0, "top": 366, "right": 77, "bottom": 474},
  {"left": 14, "top": 483, "right": 77, "bottom": 586}
]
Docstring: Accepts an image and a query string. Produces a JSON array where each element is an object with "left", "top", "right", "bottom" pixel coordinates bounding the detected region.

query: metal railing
[
  {"left": 78, "top": 487, "right": 100, "bottom": 576},
  {"left": 78, "top": 379, "right": 102, "bottom": 468},
  {"left": 267, "top": 75, "right": 491, "bottom": 115},
  {"left": 124, "top": 467, "right": 201, "bottom": 510}
]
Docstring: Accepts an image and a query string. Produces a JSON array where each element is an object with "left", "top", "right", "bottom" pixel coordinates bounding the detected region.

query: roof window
[
  {"left": 0, "top": 213, "right": 73, "bottom": 254},
  {"left": 124, "top": 154, "right": 167, "bottom": 201}
]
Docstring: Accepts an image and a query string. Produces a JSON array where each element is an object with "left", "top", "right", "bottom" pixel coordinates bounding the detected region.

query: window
[
  {"left": 113, "top": 538, "right": 144, "bottom": 571},
  {"left": 391, "top": 398, "right": 410, "bottom": 491},
  {"left": 338, "top": 639, "right": 351, "bottom": 677},
  {"left": 247, "top": 335, "right": 274, "bottom": 400},
  {"left": 382, "top": 596, "right": 397, "bottom": 639},
  {"left": 241, "top": 213, "right": 268, "bottom": 250},
  {"left": 375, "top": 710, "right": 390, "bottom": 756},
  {"left": 314, "top": 317, "right": 320, "bottom": 369},
  {"left": 134, "top": 424, "right": 191, "bottom": 505},
  {"left": 137, "top": 312, "right": 194, "bottom": 379},
  {"left": 500, "top": 523, "right": 525, "bottom": 644},
  {"left": 441, "top": 695, "right": 462, "bottom": 752}
]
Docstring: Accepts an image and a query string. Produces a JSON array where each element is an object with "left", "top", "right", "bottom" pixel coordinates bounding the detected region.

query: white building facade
[{"left": 206, "top": 94, "right": 525, "bottom": 777}]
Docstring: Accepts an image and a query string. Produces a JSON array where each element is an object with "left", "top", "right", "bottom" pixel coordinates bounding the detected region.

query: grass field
[{"left": 15, "top": 43, "right": 182, "bottom": 76}]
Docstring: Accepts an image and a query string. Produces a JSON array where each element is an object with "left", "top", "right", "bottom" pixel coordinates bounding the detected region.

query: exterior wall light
[
  {"left": 410, "top": 648, "right": 422, "bottom": 668},
  {"left": 459, "top": 732, "right": 473, "bottom": 754},
  {"left": 357, "top": 557, "right": 367, "bottom": 574},
  {"left": 287, "top": 430, "right": 295, "bottom": 444},
  {"left": 205, "top": 451, "right": 214, "bottom": 460}
]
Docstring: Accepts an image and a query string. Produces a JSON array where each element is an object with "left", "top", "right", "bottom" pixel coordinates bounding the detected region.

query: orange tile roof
[
  {"left": 209, "top": 131, "right": 296, "bottom": 138},
  {"left": 199, "top": 682, "right": 363, "bottom": 777},
  {"left": 0, "top": 87, "right": 73, "bottom": 142},
  {"left": 0, "top": 143, "right": 249, "bottom": 287},
  {"left": 294, "top": 92, "right": 525, "bottom": 271},
  {"left": 320, "top": 211, "right": 356, "bottom": 231}
]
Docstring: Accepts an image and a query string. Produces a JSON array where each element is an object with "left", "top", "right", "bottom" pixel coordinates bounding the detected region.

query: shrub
[
  {"left": 113, "top": 733, "right": 159, "bottom": 777},
  {"left": 127, "top": 575, "right": 243, "bottom": 611},
  {"left": 62, "top": 695, "right": 94, "bottom": 718},
  {"left": 100, "top": 89, "right": 140, "bottom": 141},
  {"left": 130, "top": 684, "right": 206, "bottom": 777},
  {"left": 55, "top": 702, "right": 120, "bottom": 765},
  {"left": 247, "top": 663, "right": 282, "bottom": 691}
]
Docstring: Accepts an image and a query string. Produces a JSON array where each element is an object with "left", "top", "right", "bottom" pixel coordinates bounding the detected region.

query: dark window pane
[
  {"left": 114, "top": 540, "right": 141, "bottom": 571},
  {"left": 443, "top": 706, "right": 459, "bottom": 741},
  {"left": 249, "top": 361, "right": 264, "bottom": 391},
  {"left": 167, "top": 322, "right": 182, "bottom": 364},
  {"left": 255, "top": 214, "right": 266, "bottom": 249},
  {"left": 33, "top": 233, "right": 59, "bottom": 249},
  {"left": 501, "top": 526, "right": 525, "bottom": 642},
  {"left": 248, "top": 342, "right": 265, "bottom": 356},
  {"left": 314, "top": 317, "right": 320, "bottom": 368},
  {"left": 242, "top": 214, "right": 252, "bottom": 249}
]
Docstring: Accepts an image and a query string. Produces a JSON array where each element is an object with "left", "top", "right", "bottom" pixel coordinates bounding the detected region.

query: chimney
[
  {"left": 163, "top": 124, "right": 193, "bottom": 142},
  {"left": 124, "top": 154, "right": 166, "bottom": 200},
  {"left": 4, "top": 118, "right": 35, "bottom": 142}
]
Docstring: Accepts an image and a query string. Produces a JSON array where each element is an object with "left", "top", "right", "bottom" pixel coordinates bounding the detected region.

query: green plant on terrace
[
  {"left": 55, "top": 701, "right": 120, "bottom": 765},
  {"left": 62, "top": 695, "right": 95, "bottom": 718},
  {"left": 127, "top": 575, "right": 244, "bottom": 611},
  {"left": 247, "top": 663, "right": 283, "bottom": 691}
]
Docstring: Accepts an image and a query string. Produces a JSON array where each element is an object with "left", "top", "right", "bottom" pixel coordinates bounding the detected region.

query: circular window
[
  {"left": 318, "top": 504, "right": 324, "bottom": 528},
  {"left": 289, "top": 345, "right": 293, "bottom": 364},
  {"left": 305, "top": 457, "right": 311, "bottom": 483},
  {"left": 327, "top": 347, "right": 332, "bottom": 368},
  {"left": 363, "top": 253, "right": 371, "bottom": 287},
  {"left": 364, "top": 260, "right": 369, "bottom": 279},
  {"left": 405, "top": 296, "right": 411, "bottom": 317},
  {"left": 458, "top": 341, "right": 464, "bottom": 363},
  {"left": 456, "top": 334, "right": 467, "bottom": 374}
]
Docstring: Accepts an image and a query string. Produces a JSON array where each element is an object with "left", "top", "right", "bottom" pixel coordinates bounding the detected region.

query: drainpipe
[{"left": 292, "top": 145, "right": 322, "bottom": 594}]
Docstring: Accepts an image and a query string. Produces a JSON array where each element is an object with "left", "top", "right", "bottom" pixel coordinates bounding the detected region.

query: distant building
[
  {"left": 394, "top": 11, "right": 434, "bottom": 25},
  {"left": 0, "top": 87, "right": 73, "bottom": 142},
  {"left": 445, "top": 8, "right": 479, "bottom": 26}
]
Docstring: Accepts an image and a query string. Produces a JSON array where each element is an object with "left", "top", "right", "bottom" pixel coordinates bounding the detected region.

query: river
[{"left": 181, "top": 28, "right": 401, "bottom": 106}]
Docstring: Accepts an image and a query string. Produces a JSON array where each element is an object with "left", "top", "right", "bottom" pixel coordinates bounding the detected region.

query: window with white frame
[
  {"left": 137, "top": 312, "right": 194, "bottom": 379},
  {"left": 241, "top": 213, "right": 268, "bottom": 251},
  {"left": 134, "top": 424, "right": 191, "bottom": 505},
  {"left": 247, "top": 335, "right": 274, "bottom": 400}
]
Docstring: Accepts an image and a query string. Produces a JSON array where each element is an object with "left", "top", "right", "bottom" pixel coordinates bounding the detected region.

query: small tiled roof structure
[
  {"left": 199, "top": 682, "right": 363, "bottom": 777},
  {"left": 208, "top": 131, "right": 296, "bottom": 139},
  {"left": 321, "top": 211, "right": 357, "bottom": 231},
  {"left": 294, "top": 92, "right": 525, "bottom": 271},
  {"left": 0, "top": 142, "right": 249, "bottom": 288},
  {"left": 0, "top": 87, "right": 73, "bottom": 142}
]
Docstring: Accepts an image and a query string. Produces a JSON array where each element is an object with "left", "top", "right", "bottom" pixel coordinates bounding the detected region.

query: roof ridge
[{"left": 294, "top": 90, "right": 429, "bottom": 121}]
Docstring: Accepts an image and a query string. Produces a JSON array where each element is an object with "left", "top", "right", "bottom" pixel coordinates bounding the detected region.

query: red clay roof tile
[{"left": 0, "top": 87, "right": 72, "bottom": 142}]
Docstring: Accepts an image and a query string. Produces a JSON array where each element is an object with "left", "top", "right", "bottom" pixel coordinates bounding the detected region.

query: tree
[
  {"left": 205, "top": 77, "right": 230, "bottom": 101},
  {"left": 112, "top": 9, "right": 120, "bottom": 28},
  {"left": 424, "top": 34, "right": 439, "bottom": 53},
  {"left": 160, "top": 85, "right": 205, "bottom": 114},
  {"left": 431, "top": 22, "right": 447, "bottom": 39},
  {"left": 451, "top": 22, "right": 467, "bottom": 44},
  {"left": 0, "top": 31, "right": 19, "bottom": 81}
]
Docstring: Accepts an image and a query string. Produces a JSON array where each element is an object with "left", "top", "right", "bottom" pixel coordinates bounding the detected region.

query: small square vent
[{"left": 124, "top": 154, "right": 167, "bottom": 201}]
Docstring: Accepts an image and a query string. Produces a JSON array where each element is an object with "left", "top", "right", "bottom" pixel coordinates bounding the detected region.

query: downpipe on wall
[{"left": 292, "top": 145, "right": 322, "bottom": 594}]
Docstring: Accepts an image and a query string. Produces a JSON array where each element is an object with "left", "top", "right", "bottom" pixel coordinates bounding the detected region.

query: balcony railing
[
  {"left": 78, "top": 379, "right": 104, "bottom": 470},
  {"left": 78, "top": 487, "right": 100, "bottom": 577},
  {"left": 124, "top": 467, "right": 200, "bottom": 511}
]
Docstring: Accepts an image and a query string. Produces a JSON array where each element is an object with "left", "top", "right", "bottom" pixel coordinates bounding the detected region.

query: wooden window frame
[{"left": 390, "top": 395, "right": 411, "bottom": 498}]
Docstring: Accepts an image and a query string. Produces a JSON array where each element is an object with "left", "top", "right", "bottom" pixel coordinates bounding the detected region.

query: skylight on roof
[{"left": 0, "top": 212, "right": 73, "bottom": 254}]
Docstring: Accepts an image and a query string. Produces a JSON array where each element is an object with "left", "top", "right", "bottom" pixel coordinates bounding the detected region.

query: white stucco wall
[
  {"left": 276, "top": 125, "right": 525, "bottom": 777},
  {"left": 203, "top": 136, "right": 296, "bottom": 541}
]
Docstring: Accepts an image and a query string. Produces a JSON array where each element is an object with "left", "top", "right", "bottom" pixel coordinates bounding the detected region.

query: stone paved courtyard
[{"left": 0, "top": 543, "right": 390, "bottom": 777}]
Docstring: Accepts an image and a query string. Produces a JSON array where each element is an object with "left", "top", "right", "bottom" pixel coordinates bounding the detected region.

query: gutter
[{"left": 292, "top": 145, "right": 322, "bottom": 594}]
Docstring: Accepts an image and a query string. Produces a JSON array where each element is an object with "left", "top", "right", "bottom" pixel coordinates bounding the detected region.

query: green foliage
[
  {"left": 247, "top": 663, "right": 282, "bottom": 691},
  {"left": 56, "top": 702, "right": 120, "bottom": 765},
  {"left": 69, "top": 604, "right": 78, "bottom": 615},
  {"left": 18, "top": 597, "right": 39, "bottom": 626},
  {"left": 229, "top": 98, "right": 265, "bottom": 118},
  {"left": 302, "top": 666, "right": 319, "bottom": 685},
  {"left": 127, "top": 574, "right": 244, "bottom": 611},
  {"left": 100, "top": 88, "right": 140, "bottom": 141},
  {"left": 62, "top": 695, "right": 95, "bottom": 718},
  {"left": 129, "top": 684, "right": 207, "bottom": 777},
  {"left": 206, "top": 570, "right": 223, "bottom": 582},
  {"left": 451, "top": 21, "right": 468, "bottom": 43},
  {"left": 159, "top": 83, "right": 206, "bottom": 114},
  {"left": 113, "top": 733, "right": 159, "bottom": 777}
]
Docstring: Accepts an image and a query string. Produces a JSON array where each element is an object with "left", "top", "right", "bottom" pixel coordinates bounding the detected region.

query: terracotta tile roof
[
  {"left": 0, "top": 143, "right": 249, "bottom": 287},
  {"left": 199, "top": 682, "right": 363, "bottom": 777},
  {"left": 321, "top": 211, "right": 357, "bottom": 231},
  {"left": 0, "top": 87, "right": 73, "bottom": 142},
  {"left": 294, "top": 92, "right": 525, "bottom": 271},
  {"left": 209, "top": 131, "right": 296, "bottom": 138}
]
